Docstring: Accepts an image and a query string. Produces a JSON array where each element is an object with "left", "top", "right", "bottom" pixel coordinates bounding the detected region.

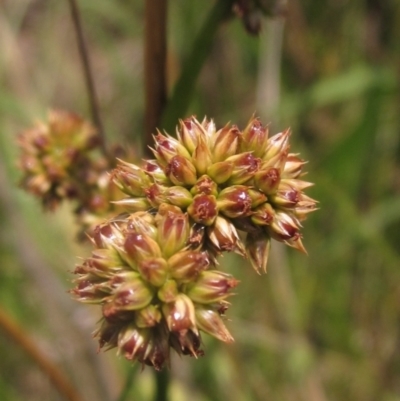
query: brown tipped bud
[
  {"left": 245, "top": 232, "right": 271, "bottom": 273},
  {"left": 144, "top": 160, "right": 170, "bottom": 185},
  {"left": 192, "top": 135, "right": 213, "bottom": 175},
  {"left": 85, "top": 248, "right": 123, "bottom": 277},
  {"left": 187, "top": 194, "right": 218, "bottom": 226},
  {"left": 93, "top": 223, "right": 125, "bottom": 249},
  {"left": 124, "top": 232, "right": 162, "bottom": 266},
  {"left": 169, "top": 329, "right": 203, "bottom": 357},
  {"left": 72, "top": 277, "right": 111, "bottom": 303},
  {"left": 191, "top": 175, "right": 218, "bottom": 196},
  {"left": 282, "top": 154, "right": 305, "bottom": 178},
  {"left": 251, "top": 202, "right": 275, "bottom": 226},
  {"left": 144, "top": 183, "right": 166, "bottom": 207},
  {"left": 195, "top": 307, "right": 234, "bottom": 343},
  {"left": 177, "top": 117, "right": 202, "bottom": 154},
  {"left": 212, "top": 125, "right": 241, "bottom": 162},
  {"left": 207, "top": 216, "right": 245, "bottom": 255},
  {"left": 127, "top": 212, "right": 158, "bottom": 240},
  {"left": 118, "top": 325, "right": 151, "bottom": 360},
  {"left": 254, "top": 167, "right": 281, "bottom": 194},
  {"left": 156, "top": 207, "right": 190, "bottom": 258},
  {"left": 240, "top": 117, "right": 269, "bottom": 157},
  {"left": 112, "top": 197, "right": 152, "bottom": 213},
  {"left": 162, "top": 293, "right": 197, "bottom": 333},
  {"left": 207, "top": 161, "right": 234, "bottom": 184},
  {"left": 137, "top": 257, "right": 168, "bottom": 287},
  {"left": 164, "top": 186, "right": 193, "bottom": 208},
  {"left": 168, "top": 250, "right": 210, "bottom": 283},
  {"left": 186, "top": 271, "right": 239, "bottom": 304},
  {"left": 263, "top": 129, "right": 290, "bottom": 162},
  {"left": 157, "top": 279, "right": 179, "bottom": 303},
  {"left": 269, "top": 184, "right": 300, "bottom": 207},
  {"left": 280, "top": 178, "right": 314, "bottom": 191},
  {"left": 226, "top": 152, "right": 261, "bottom": 185},
  {"left": 135, "top": 305, "right": 162, "bottom": 328},
  {"left": 104, "top": 278, "right": 154, "bottom": 316},
  {"left": 283, "top": 232, "right": 307, "bottom": 253},
  {"left": 153, "top": 132, "right": 191, "bottom": 165},
  {"left": 165, "top": 155, "right": 197, "bottom": 186},
  {"left": 112, "top": 162, "right": 150, "bottom": 197},
  {"left": 217, "top": 186, "right": 252, "bottom": 218},
  {"left": 269, "top": 211, "right": 300, "bottom": 241}
]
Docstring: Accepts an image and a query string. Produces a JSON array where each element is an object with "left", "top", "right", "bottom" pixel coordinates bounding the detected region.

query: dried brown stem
[
  {"left": 144, "top": 0, "right": 168, "bottom": 157},
  {"left": 0, "top": 307, "right": 85, "bottom": 401},
  {"left": 67, "top": 0, "right": 108, "bottom": 156}
]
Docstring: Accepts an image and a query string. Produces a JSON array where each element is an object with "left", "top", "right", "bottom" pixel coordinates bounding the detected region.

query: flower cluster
[
  {"left": 72, "top": 207, "right": 237, "bottom": 370},
  {"left": 112, "top": 116, "right": 317, "bottom": 273},
  {"left": 17, "top": 110, "right": 128, "bottom": 234}
]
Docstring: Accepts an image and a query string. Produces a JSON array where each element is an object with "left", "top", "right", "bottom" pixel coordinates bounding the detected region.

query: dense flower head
[
  {"left": 17, "top": 110, "right": 131, "bottom": 235},
  {"left": 112, "top": 116, "right": 317, "bottom": 273},
  {"left": 72, "top": 207, "right": 237, "bottom": 370}
]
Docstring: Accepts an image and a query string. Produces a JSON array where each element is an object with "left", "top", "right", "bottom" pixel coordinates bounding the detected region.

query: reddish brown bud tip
[
  {"left": 187, "top": 194, "right": 218, "bottom": 226},
  {"left": 165, "top": 155, "right": 197, "bottom": 186}
]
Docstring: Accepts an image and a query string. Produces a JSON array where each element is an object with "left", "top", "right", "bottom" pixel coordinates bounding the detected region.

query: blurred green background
[{"left": 1, "top": 1, "right": 400, "bottom": 400}]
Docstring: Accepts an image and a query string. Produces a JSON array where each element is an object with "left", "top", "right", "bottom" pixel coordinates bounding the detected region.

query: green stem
[
  {"left": 161, "top": 0, "right": 234, "bottom": 132},
  {"left": 155, "top": 369, "right": 170, "bottom": 401},
  {"left": 116, "top": 366, "right": 138, "bottom": 401}
]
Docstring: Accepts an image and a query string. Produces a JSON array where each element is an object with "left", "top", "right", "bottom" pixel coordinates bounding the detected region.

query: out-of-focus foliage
[{"left": 1, "top": 0, "right": 400, "bottom": 400}]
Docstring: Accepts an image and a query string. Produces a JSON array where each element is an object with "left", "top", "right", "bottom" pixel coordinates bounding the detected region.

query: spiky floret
[
  {"left": 72, "top": 207, "right": 237, "bottom": 370},
  {"left": 112, "top": 116, "right": 317, "bottom": 273}
]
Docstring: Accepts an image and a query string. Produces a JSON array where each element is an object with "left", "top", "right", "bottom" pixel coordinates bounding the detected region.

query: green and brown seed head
[
  {"left": 72, "top": 207, "right": 237, "bottom": 370},
  {"left": 112, "top": 116, "right": 317, "bottom": 273}
]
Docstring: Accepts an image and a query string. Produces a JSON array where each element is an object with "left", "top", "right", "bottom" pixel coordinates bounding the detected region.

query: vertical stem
[
  {"left": 144, "top": 0, "right": 168, "bottom": 157},
  {"left": 67, "top": 0, "right": 108, "bottom": 156},
  {"left": 144, "top": 1, "right": 170, "bottom": 399}
]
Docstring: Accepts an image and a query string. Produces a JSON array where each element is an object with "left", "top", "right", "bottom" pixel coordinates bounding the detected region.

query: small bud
[
  {"left": 245, "top": 232, "right": 271, "bottom": 273},
  {"left": 137, "top": 257, "right": 168, "bottom": 287},
  {"left": 269, "top": 184, "right": 300, "bottom": 207},
  {"left": 165, "top": 155, "right": 197, "bottom": 186},
  {"left": 217, "top": 186, "right": 252, "bottom": 218},
  {"left": 187, "top": 194, "right": 218, "bottom": 226},
  {"left": 103, "top": 278, "right": 154, "bottom": 316},
  {"left": 195, "top": 307, "right": 234, "bottom": 343},
  {"left": 186, "top": 270, "right": 239, "bottom": 304},
  {"left": 240, "top": 116, "right": 269, "bottom": 157},
  {"left": 251, "top": 202, "right": 275, "bottom": 226},
  {"left": 156, "top": 207, "right": 190, "bottom": 258},
  {"left": 269, "top": 211, "right": 300, "bottom": 241},
  {"left": 263, "top": 129, "right": 290, "bottom": 162},
  {"left": 282, "top": 154, "right": 305, "bottom": 179},
  {"left": 153, "top": 132, "right": 191, "bottom": 165},
  {"left": 226, "top": 152, "right": 261, "bottom": 185},
  {"left": 127, "top": 212, "right": 158, "bottom": 240},
  {"left": 157, "top": 279, "right": 179, "bottom": 303},
  {"left": 212, "top": 125, "right": 241, "bottom": 162},
  {"left": 164, "top": 186, "right": 193, "bottom": 208},
  {"left": 85, "top": 248, "right": 123, "bottom": 277},
  {"left": 207, "top": 161, "right": 234, "bottom": 184},
  {"left": 135, "top": 305, "right": 162, "bottom": 328},
  {"left": 144, "top": 183, "right": 166, "bottom": 207},
  {"left": 253, "top": 167, "right": 281, "bottom": 195},
  {"left": 248, "top": 188, "right": 267, "bottom": 208},
  {"left": 177, "top": 117, "right": 202, "bottom": 154},
  {"left": 144, "top": 160, "right": 170, "bottom": 185},
  {"left": 191, "top": 175, "right": 218, "bottom": 197},
  {"left": 118, "top": 324, "right": 151, "bottom": 360},
  {"left": 168, "top": 250, "right": 210, "bottom": 283},
  {"left": 192, "top": 135, "right": 213, "bottom": 175},
  {"left": 124, "top": 232, "right": 162, "bottom": 266},
  {"left": 207, "top": 216, "right": 245, "bottom": 255},
  {"left": 112, "top": 197, "right": 152, "bottom": 213},
  {"left": 162, "top": 293, "right": 197, "bottom": 333},
  {"left": 112, "top": 161, "right": 150, "bottom": 197},
  {"left": 169, "top": 329, "right": 203, "bottom": 357}
]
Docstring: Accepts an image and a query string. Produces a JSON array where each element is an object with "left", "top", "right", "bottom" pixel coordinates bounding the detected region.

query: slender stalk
[
  {"left": 67, "top": 0, "right": 108, "bottom": 156},
  {"left": 115, "top": 366, "right": 138, "bottom": 401},
  {"left": 161, "top": 0, "right": 234, "bottom": 133},
  {"left": 144, "top": 0, "right": 168, "bottom": 157},
  {"left": 0, "top": 307, "right": 84, "bottom": 401},
  {"left": 155, "top": 369, "right": 169, "bottom": 401}
]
